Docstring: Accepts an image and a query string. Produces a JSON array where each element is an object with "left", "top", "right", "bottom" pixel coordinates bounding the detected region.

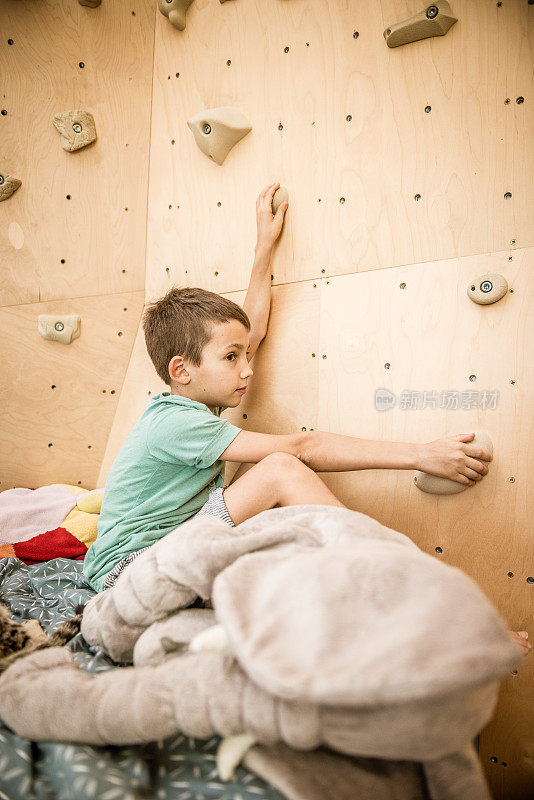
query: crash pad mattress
[{"left": 0, "top": 556, "right": 287, "bottom": 800}]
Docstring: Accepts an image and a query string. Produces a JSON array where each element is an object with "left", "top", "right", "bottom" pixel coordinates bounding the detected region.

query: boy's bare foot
[{"left": 509, "top": 630, "right": 531, "bottom": 655}]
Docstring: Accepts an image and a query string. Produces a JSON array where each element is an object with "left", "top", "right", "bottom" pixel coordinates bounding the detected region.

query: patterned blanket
[{"left": 0, "top": 556, "right": 286, "bottom": 800}]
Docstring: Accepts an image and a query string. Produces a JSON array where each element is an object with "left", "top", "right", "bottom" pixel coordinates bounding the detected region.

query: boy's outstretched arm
[
  {"left": 298, "top": 430, "right": 492, "bottom": 485},
  {"left": 243, "top": 182, "right": 288, "bottom": 361}
]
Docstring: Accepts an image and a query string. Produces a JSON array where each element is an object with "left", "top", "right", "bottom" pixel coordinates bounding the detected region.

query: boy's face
[{"left": 169, "top": 319, "right": 253, "bottom": 411}]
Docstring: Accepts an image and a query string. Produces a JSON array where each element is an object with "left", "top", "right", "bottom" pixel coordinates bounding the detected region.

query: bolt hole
[
  {"left": 400, "top": 282, "right": 406, "bottom": 289},
  {"left": 516, "top": 96, "right": 524, "bottom": 104},
  {"left": 384, "top": 363, "right": 391, "bottom": 369},
  {"left": 435, "top": 546, "right": 443, "bottom": 553},
  {"left": 527, "top": 577, "right": 534, "bottom": 584},
  {"left": 415, "top": 194, "right": 422, "bottom": 201},
  {"left": 353, "top": 31, "right": 359, "bottom": 39},
  {"left": 243, "top": 413, "right": 247, "bottom": 419},
  {"left": 507, "top": 572, "right": 514, "bottom": 578},
  {"left": 504, "top": 192, "right": 512, "bottom": 199},
  {"left": 425, "top": 106, "right": 431, "bottom": 113},
  {"left": 78, "top": 62, "right": 85, "bottom": 69},
  {"left": 284, "top": 46, "right": 289, "bottom": 53}
]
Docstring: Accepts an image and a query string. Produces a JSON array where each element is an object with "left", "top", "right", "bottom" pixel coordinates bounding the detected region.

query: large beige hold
[
  {"left": 158, "top": 0, "right": 194, "bottom": 30},
  {"left": 187, "top": 107, "right": 252, "bottom": 165},
  {"left": 413, "top": 430, "right": 493, "bottom": 495},
  {"left": 0, "top": 173, "right": 22, "bottom": 202},
  {"left": 38, "top": 315, "right": 81, "bottom": 345},
  {"left": 52, "top": 110, "right": 97, "bottom": 152},
  {"left": 272, "top": 186, "right": 289, "bottom": 214},
  {"left": 467, "top": 273, "right": 509, "bottom": 306},
  {"left": 384, "top": 1, "right": 458, "bottom": 48}
]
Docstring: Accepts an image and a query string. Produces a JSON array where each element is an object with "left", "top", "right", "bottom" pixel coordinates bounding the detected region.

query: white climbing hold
[
  {"left": 467, "top": 274, "right": 509, "bottom": 306},
  {"left": 0, "top": 173, "right": 22, "bottom": 202},
  {"left": 38, "top": 315, "right": 81, "bottom": 345},
  {"left": 272, "top": 186, "right": 289, "bottom": 215},
  {"left": 52, "top": 110, "right": 97, "bottom": 152},
  {"left": 158, "top": 0, "right": 194, "bottom": 30},
  {"left": 414, "top": 430, "right": 493, "bottom": 495},
  {"left": 187, "top": 107, "right": 252, "bottom": 165}
]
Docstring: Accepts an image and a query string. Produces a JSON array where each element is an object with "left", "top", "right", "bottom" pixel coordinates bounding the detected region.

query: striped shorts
[{"left": 102, "top": 487, "right": 235, "bottom": 590}]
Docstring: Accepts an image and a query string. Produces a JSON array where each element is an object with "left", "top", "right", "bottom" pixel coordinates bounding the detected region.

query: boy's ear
[{"left": 169, "top": 355, "right": 191, "bottom": 384}]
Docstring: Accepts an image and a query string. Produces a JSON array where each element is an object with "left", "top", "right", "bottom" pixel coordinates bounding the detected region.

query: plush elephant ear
[{"left": 212, "top": 530, "right": 522, "bottom": 708}]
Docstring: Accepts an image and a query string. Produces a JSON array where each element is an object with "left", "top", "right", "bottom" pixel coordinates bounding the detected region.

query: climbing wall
[
  {"left": 1, "top": 1, "right": 533, "bottom": 797},
  {"left": 0, "top": 0, "right": 154, "bottom": 487}
]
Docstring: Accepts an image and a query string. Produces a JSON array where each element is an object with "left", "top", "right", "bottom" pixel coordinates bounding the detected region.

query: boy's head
[{"left": 143, "top": 286, "right": 253, "bottom": 410}]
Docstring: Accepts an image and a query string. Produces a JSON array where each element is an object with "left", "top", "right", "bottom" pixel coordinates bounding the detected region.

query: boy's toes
[{"left": 509, "top": 630, "right": 531, "bottom": 655}]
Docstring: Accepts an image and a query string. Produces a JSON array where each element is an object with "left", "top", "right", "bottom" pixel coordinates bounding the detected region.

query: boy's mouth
[{"left": 236, "top": 387, "right": 247, "bottom": 392}]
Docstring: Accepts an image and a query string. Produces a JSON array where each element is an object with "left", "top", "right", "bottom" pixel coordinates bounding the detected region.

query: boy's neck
[{"left": 169, "top": 386, "right": 216, "bottom": 413}]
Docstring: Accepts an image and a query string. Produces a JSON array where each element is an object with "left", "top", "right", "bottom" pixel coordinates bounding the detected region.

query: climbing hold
[
  {"left": 78, "top": 0, "right": 101, "bottom": 7},
  {"left": 187, "top": 107, "right": 252, "bottom": 165},
  {"left": 413, "top": 430, "right": 493, "bottom": 495},
  {"left": 158, "top": 0, "right": 194, "bottom": 30},
  {"left": 467, "top": 274, "right": 509, "bottom": 305},
  {"left": 384, "top": 1, "right": 458, "bottom": 48},
  {"left": 38, "top": 315, "right": 81, "bottom": 345},
  {"left": 219, "top": 0, "right": 234, "bottom": 3},
  {"left": 272, "top": 185, "right": 289, "bottom": 215},
  {"left": 0, "top": 173, "right": 21, "bottom": 202},
  {"left": 52, "top": 110, "right": 97, "bottom": 152}
]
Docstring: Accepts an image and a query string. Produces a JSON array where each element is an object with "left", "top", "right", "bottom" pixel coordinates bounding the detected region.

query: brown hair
[{"left": 142, "top": 286, "right": 251, "bottom": 385}]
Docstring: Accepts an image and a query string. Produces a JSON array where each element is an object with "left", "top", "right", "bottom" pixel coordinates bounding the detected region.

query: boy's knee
[{"left": 260, "top": 451, "right": 306, "bottom": 474}]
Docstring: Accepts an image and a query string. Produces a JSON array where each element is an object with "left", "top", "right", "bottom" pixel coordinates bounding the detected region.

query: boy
[{"left": 83, "top": 184, "right": 494, "bottom": 591}]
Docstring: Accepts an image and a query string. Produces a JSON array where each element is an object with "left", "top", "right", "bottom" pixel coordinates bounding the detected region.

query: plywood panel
[
  {"left": 0, "top": 0, "right": 155, "bottom": 306},
  {"left": 316, "top": 246, "right": 533, "bottom": 797},
  {"left": 0, "top": 291, "right": 144, "bottom": 490},
  {"left": 146, "top": 0, "right": 533, "bottom": 303}
]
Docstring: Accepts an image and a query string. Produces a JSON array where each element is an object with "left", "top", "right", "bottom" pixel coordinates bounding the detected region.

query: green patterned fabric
[{"left": 0, "top": 557, "right": 287, "bottom": 800}]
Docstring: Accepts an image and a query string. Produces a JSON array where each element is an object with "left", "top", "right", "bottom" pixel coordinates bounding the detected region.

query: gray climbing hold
[
  {"left": 272, "top": 186, "right": 289, "bottom": 214},
  {"left": 467, "top": 274, "right": 509, "bottom": 306},
  {"left": 413, "top": 430, "right": 493, "bottom": 495},
  {"left": 0, "top": 173, "right": 22, "bottom": 202},
  {"left": 187, "top": 107, "right": 252, "bottom": 165},
  {"left": 38, "top": 315, "right": 81, "bottom": 344},
  {"left": 78, "top": 0, "right": 102, "bottom": 7},
  {"left": 384, "top": 1, "right": 458, "bottom": 48},
  {"left": 52, "top": 110, "right": 97, "bottom": 152},
  {"left": 158, "top": 0, "right": 194, "bottom": 30}
]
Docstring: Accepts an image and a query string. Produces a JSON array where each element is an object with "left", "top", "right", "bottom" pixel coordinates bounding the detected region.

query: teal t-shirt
[{"left": 83, "top": 392, "right": 242, "bottom": 592}]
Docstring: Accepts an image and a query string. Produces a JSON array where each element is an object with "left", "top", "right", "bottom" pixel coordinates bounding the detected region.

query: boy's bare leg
[{"left": 222, "top": 452, "right": 346, "bottom": 526}]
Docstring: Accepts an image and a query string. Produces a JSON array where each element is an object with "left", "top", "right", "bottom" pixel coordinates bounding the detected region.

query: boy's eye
[{"left": 226, "top": 354, "right": 236, "bottom": 361}]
